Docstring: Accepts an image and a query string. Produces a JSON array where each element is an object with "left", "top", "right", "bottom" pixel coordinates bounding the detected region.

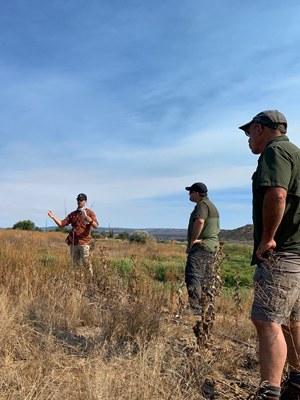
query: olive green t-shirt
[
  {"left": 187, "top": 196, "right": 220, "bottom": 252},
  {"left": 252, "top": 135, "right": 300, "bottom": 264}
]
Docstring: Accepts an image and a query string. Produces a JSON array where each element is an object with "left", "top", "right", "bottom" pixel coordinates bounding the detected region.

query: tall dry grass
[{"left": 0, "top": 230, "right": 259, "bottom": 399}]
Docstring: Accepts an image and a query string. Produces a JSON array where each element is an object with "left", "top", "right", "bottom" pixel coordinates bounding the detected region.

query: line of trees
[{"left": 12, "top": 221, "right": 155, "bottom": 244}]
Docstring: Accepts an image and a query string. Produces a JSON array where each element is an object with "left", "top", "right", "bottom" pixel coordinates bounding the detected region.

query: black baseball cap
[
  {"left": 77, "top": 193, "right": 87, "bottom": 201},
  {"left": 185, "top": 182, "right": 208, "bottom": 194},
  {"left": 239, "top": 110, "right": 287, "bottom": 134}
]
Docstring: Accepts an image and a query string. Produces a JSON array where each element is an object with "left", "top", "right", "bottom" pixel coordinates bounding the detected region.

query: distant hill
[
  {"left": 103, "top": 227, "right": 187, "bottom": 241},
  {"left": 219, "top": 224, "right": 253, "bottom": 242},
  {"left": 98, "top": 224, "right": 254, "bottom": 242},
  {"left": 44, "top": 224, "right": 254, "bottom": 242}
]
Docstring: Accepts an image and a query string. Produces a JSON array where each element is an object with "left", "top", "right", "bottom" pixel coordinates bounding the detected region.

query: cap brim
[
  {"left": 185, "top": 186, "right": 192, "bottom": 191},
  {"left": 238, "top": 121, "right": 252, "bottom": 131}
]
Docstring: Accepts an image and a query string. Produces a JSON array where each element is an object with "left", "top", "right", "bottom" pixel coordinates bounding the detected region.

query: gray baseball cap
[{"left": 239, "top": 110, "right": 287, "bottom": 134}]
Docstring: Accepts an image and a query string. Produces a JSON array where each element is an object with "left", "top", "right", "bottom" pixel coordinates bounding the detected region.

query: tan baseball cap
[{"left": 239, "top": 110, "right": 287, "bottom": 134}]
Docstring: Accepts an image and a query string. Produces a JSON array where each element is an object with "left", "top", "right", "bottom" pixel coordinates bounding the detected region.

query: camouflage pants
[
  {"left": 185, "top": 248, "right": 215, "bottom": 315},
  {"left": 70, "top": 244, "right": 93, "bottom": 278}
]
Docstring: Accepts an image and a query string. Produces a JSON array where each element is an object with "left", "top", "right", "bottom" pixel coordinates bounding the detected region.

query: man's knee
[{"left": 252, "top": 318, "right": 282, "bottom": 335}]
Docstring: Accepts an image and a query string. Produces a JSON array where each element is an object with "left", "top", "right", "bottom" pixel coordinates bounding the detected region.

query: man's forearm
[
  {"left": 90, "top": 220, "right": 98, "bottom": 229},
  {"left": 190, "top": 219, "right": 204, "bottom": 245},
  {"left": 262, "top": 187, "right": 287, "bottom": 242},
  {"left": 52, "top": 216, "right": 63, "bottom": 227}
]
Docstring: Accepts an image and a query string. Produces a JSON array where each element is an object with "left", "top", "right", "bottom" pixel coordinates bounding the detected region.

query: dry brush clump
[{"left": 0, "top": 230, "right": 259, "bottom": 399}]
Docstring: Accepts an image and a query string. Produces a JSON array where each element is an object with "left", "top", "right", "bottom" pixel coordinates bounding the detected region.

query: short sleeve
[
  {"left": 61, "top": 215, "right": 71, "bottom": 227},
  {"left": 255, "top": 146, "right": 291, "bottom": 191},
  {"left": 194, "top": 202, "right": 209, "bottom": 220}
]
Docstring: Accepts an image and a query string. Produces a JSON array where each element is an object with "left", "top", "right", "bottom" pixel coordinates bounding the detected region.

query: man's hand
[
  {"left": 189, "top": 239, "right": 202, "bottom": 249},
  {"left": 256, "top": 239, "right": 276, "bottom": 261},
  {"left": 81, "top": 209, "right": 88, "bottom": 219},
  {"left": 48, "top": 211, "right": 55, "bottom": 219},
  {"left": 47, "top": 211, "right": 63, "bottom": 227}
]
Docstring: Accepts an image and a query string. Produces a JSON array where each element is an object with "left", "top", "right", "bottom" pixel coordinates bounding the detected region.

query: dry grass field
[{"left": 0, "top": 230, "right": 260, "bottom": 399}]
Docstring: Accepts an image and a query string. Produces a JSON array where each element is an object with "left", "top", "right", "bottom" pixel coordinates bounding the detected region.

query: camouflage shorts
[
  {"left": 251, "top": 252, "right": 300, "bottom": 324},
  {"left": 70, "top": 244, "right": 92, "bottom": 268}
]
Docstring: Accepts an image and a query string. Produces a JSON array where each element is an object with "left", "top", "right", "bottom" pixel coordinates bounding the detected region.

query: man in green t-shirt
[
  {"left": 184, "top": 182, "right": 220, "bottom": 315},
  {"left": 239, "top": 110, "right": 300, "bottom": 400}
]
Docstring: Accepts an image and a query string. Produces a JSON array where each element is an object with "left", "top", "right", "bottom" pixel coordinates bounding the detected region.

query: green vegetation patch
[
  {"left": 109, "top": 242, "right": 255, "bottom": 289},
  {"left": 222, "top": 243, "right": 254, "bottom": 287},
  {"left": 110, "top": 258, "right": 134, "bottom": 279}
]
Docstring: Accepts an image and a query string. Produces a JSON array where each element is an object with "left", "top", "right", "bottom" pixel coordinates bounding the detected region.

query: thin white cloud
[{"left": 1, "top": 1, "right": 300, "bottom": 229}]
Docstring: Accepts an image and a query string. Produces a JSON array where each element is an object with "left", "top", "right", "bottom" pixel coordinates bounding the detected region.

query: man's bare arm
[
  {"left": 48, "top": 211, "right": 63, "bottom": 227},
  {"left": 189, "top": 218, "right": 205, "bottom": 249},
  {"left": 256, "top": 186, "right": 287, "bottom": 261}
]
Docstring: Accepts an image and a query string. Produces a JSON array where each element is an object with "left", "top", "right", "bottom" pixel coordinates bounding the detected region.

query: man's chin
[{"left": 250, "top": 147, "right": 260, "bottom": 155}]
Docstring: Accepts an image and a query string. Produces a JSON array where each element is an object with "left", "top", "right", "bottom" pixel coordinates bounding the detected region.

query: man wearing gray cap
[
  {"left": 48, "top": 193, "right": 99, "bottom": 280},
  {"left": 184, "top": 182, "right": 220, "bottom": 316},
  {"left": 239, "top": 110, "right": 300, "bottom": 400}
]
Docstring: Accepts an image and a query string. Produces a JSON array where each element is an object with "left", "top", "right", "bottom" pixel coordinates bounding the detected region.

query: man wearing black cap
[
  {"left": 184, "top": 182, "right": 220, "bottom": 316},
  {"left": 48, "top": 193, "right": 99, "bottom": 279},
  {"left": 239, "top": 110, "right": 300, "bottom": 400}
]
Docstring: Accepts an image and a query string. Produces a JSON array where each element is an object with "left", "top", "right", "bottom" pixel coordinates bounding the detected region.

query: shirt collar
[{"left": 266, "top": 135, "right": 289, "bottom": 147}]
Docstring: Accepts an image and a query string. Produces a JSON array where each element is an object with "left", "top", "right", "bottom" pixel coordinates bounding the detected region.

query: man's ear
[{"left": 257, "top": 124, "right": 265, "bottom": 135}]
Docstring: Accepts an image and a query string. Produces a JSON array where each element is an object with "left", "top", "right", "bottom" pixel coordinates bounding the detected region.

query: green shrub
[
  {"left": 154, "top": 263, "right": 167, "bottom": 282},
  {"left": 129, "top": 230, "right": 155, "bottom": 244},
  {"left": 117, "top": 232, "right": 130, "bottom": 241},
  {"left": 13, "top": 220, "right": 40, "bottom": 231},
  {"left": 111, "top": 258, "right": 134, "bottom": 279}
]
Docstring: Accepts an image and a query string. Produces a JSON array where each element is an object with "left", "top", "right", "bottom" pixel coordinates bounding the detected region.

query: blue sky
[{"left": 1, "top": 0, "right": 300, "bottom": 230}]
